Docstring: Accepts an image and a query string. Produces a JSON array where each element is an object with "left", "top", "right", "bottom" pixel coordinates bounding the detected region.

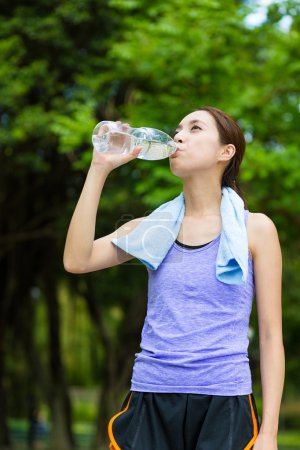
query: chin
[
  {"left": 169, "top": 166, "right": 186, "bottom": 179},
  {"left": 169, "top": 160, "right": 190, "bottom": 177}
]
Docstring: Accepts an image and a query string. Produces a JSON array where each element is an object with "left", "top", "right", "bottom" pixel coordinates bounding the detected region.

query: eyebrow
[{"left": 175, "top": 119, "right": 207, "bottom": 131}]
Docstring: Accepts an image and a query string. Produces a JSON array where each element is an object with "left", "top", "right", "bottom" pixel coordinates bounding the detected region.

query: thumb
[{"left": 129, "top": 145, "right": 143, "bottom": 159}]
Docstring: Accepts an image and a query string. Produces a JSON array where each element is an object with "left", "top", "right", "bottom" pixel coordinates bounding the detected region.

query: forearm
[
  {"left": 63, "top": 164, "right": 110, "bottom": 271},
  {"left": 258, "top": 335, "right": 285, "bottom": 437}
]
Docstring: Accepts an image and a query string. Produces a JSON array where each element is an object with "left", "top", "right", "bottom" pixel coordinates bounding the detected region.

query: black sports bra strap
[{"left": 175, "top": 240, "right": 213, "bottom": 249}]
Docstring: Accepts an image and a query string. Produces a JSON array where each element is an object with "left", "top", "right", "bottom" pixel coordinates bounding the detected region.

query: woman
[{"left": 63, "top": 107, "right": 285, "bottom": 450}]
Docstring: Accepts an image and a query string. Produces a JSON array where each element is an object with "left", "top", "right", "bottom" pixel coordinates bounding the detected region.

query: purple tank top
[{"left": 131, "top": 210, "right": 255, "bottom": 395}]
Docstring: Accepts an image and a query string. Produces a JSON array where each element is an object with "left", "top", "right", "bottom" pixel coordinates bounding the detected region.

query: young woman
[{"left": 63, "top": 107, "right": 285, "bottom": 450}]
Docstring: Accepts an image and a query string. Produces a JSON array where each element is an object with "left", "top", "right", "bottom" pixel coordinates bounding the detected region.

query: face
[{"left": 170, "top": 110, "right": 232, "bottom": 178}]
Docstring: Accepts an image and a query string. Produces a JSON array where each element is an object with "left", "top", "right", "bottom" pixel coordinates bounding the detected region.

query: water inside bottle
[
  {"left": 136, "top": 140, "right": 176, "bottom": 160},
  {"left": 92, "top": 131, "right": 134, "bottom": 154},
  {"left": 131, "top": 127, "right": 176, "bottom": 160},
  {"left": 92, "top": 122, "right": 177, "bottom": 160}
]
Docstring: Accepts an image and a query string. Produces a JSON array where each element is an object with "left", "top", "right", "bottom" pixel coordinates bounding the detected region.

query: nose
[{"left": 174, "top": 130, "right": 184, "bottom": 143}]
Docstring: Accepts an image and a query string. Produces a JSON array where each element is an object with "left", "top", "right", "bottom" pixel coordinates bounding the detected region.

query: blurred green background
[{"left": 0, "top": 0, "right": 300, "bottom": 449}]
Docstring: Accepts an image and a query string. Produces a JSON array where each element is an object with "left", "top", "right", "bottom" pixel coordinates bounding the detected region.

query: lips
[{"left": 170, "top": 148, "right": 181, "bottom": 158}]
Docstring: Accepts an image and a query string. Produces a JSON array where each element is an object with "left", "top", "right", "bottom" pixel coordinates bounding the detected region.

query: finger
[
  {"left": 131, "top": 145, "right": 143, "bottom": 157},
  {"left": 120, "top": 123, "right": 130, "bottom": 131},
  {"left": 122, "top": 146, "right": 142, "bottom": 160},
  {"left": 97, "top": 124, "right": 109, "bottom": 136}
]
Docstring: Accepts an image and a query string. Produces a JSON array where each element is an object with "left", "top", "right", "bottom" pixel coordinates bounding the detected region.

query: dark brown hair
[{"left": 198, "top": 106, "right": 247, "bottom": 207}]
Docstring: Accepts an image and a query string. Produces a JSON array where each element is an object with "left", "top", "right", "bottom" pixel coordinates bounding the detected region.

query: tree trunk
[
  {"left": 79, "top": 276, "right": 146, "bottom": 449},
  {"left": 0, "top": 255, "right": 12, "bottom": 449},
  {"left": 24, "top": 296, "right": 48, "bottom": 450},
  {"left": 43, "top": 250, "right": 74, "bottom": 450},
  {"left": 0, "top": 336, "right": 10, "bottom": 450}
]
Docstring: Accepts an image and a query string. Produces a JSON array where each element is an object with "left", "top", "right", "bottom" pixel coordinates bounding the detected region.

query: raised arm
[{"left": 63, "top": 127, "right": 142, "bottom": 274}]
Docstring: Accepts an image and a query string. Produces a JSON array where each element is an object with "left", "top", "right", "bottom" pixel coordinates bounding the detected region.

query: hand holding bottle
[
  {"left": 92, "top": 120, "right": 177, "bottom": 163},
  {"left": 91, "top": 121, "right": 142, "bottom": 173}
]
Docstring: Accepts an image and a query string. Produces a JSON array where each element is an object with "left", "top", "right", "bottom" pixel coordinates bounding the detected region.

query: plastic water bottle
[{"left": 92, "top": 121, "right": 177, "bottom": 160}]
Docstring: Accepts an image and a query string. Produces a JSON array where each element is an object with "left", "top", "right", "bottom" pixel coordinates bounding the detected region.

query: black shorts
[{"left": 108, "top": 391, "right": 260, "bottom": 450}]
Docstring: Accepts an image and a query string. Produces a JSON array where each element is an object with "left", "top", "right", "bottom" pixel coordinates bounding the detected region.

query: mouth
[{"left": 170, "top": 148, "right": 181, "bottom": 158}]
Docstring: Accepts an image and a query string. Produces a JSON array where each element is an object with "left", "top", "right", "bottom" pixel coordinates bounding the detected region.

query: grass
[
  {"left": 8, "top": 419, "right": 300, "bottom": 449},
  {"left": 278, "top": 430, "right": 300, "bottom": 447},
  {"left": 8, "top": 393, "right": 300, "bottom": 449}
]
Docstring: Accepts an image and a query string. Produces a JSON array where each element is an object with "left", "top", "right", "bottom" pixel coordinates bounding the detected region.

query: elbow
[
  {"left": 63, "top": 257, "right": 87, "bottom": 274},
  {"left": 259, "top": 332, "right": 284, "bottom": 347}
]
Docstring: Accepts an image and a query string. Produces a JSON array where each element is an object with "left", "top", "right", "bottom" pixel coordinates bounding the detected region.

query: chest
[
  {"left": 176, "top": 214, "right": 254, "bottom": 261},
  {"left": 176, "top": 215, "right": 222, "bottom": 245}
]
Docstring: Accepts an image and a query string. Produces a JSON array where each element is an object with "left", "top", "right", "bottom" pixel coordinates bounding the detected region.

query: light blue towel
[{"left": 111, "top": 186, "right": 248, "bottom": 285}]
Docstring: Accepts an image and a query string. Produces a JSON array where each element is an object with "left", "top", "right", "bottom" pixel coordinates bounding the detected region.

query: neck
[{"left": 182, "top": 176, "right": 223, "bottom": 218}]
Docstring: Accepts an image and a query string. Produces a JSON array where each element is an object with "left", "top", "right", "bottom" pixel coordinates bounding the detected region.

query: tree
[{"left": 1, "top": 0, "right": 299, "bottom": 447}]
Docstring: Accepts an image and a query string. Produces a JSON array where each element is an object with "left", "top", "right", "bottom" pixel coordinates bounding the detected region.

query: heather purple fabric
[{"left": 131, "top": 210, "right": 255, "bottom": 395}]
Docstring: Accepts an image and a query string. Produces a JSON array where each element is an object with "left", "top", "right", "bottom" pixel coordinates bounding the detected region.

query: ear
[{"left": 219, "top": 144, "right": 236, "bottom": 162}]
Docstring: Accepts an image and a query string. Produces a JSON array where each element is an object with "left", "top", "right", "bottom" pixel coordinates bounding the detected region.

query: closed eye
[{"left": 173, "top": 124, "right": 202, "bottom": 137}]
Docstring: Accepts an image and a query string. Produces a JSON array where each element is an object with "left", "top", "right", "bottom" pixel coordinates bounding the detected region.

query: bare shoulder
[
  {"left": 247, "top": 212, "right": 280, "bottom": 259},
  {"left": 247, "top": 213, "right": 282, "bottom": 332}
]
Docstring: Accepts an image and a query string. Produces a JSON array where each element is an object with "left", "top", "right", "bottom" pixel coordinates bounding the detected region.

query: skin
[
  {"left": 171, "top": 111, "right": 285, "bottom": 449},
  {"left": 64, "top": 112, "right": 284, "bottom": 449}
]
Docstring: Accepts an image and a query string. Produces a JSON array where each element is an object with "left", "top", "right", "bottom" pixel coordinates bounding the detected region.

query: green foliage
[{"left": 1, "top": 0, "right": 300, "bottom": 439}]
